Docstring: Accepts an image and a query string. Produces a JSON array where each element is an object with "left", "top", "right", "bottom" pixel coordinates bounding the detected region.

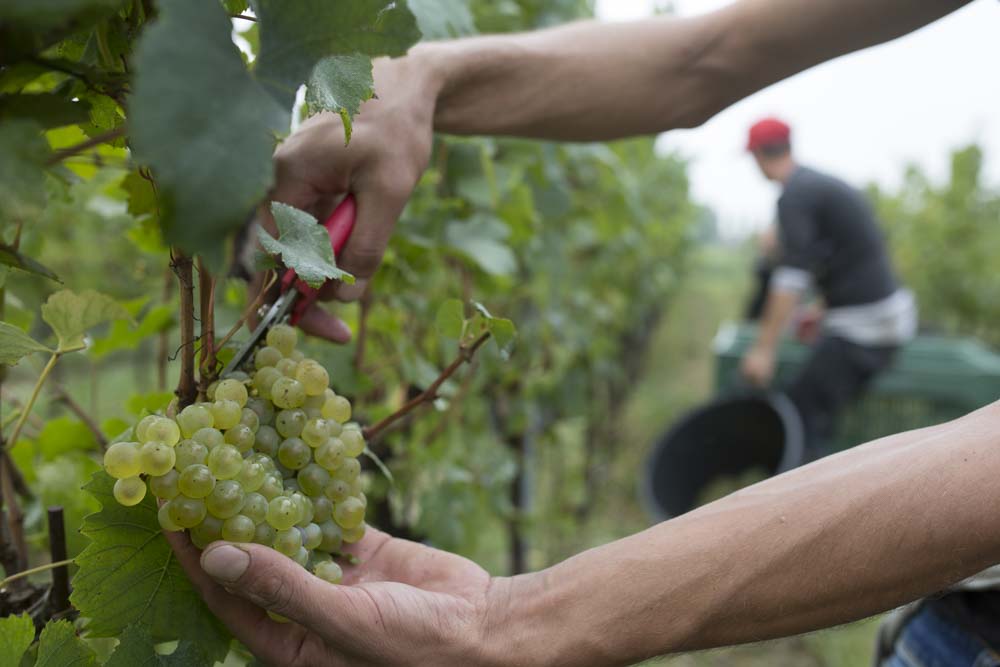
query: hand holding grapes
[{"left": 165, "top": 526, "right": 500, "bottom": 667}]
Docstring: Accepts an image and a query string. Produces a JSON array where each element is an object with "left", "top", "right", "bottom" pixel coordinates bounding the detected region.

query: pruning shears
[{"left": 221, "top": 195, "right": 357, "bottom": 376}]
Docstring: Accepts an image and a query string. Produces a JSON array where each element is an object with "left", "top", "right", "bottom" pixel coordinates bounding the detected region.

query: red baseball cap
[{"left": 747, "top": 117, "right": 791, "bottom": 152}]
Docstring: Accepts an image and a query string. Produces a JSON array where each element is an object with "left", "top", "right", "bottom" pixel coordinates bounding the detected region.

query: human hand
[
  {"left": 250, "top": 50, "right": 440, "bottom": 343},
  {"left": 166, "top": 525, "right": 502, "bottom": 667},
  {"left": 741, "top": 345, "right": 777, "bottom": 388}
]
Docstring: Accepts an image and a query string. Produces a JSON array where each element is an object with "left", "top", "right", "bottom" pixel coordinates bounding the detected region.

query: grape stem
[
  {"left": 173, "top": 251, "right": 198, "bottom": 409},
  {"left": 216, "top": 270, "right": 277, "bottom": 354},
  {"left": 51, "top": 382, "right": 108, "bottom": 449},
  {"left": 5, "top": 351, "right": 60, "bottom": 452},
  {"left": 363, "top": 332, "right": 491, "bottom": 442},
  {"left": 0, "top": 558, "right": 75, "bottom": 588}
]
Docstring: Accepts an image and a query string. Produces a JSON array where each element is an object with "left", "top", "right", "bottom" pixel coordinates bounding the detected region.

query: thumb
[{"left": 201, "top": 542, "right": 338, "bottom": 627}]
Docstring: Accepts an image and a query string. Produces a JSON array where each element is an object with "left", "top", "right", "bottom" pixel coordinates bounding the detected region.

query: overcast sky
[{"left": 594, "top": 0, "right": 1000, "bottom": 239}]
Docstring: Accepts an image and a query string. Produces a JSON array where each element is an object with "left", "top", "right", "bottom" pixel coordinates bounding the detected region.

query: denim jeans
[{"left": 883, "top": 605, "right": 1000, "bottom": 667}]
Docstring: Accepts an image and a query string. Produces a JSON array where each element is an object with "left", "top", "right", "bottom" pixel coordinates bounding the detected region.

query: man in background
[{"left": 741, "top": 117, "right": 917, "bottom": 461}]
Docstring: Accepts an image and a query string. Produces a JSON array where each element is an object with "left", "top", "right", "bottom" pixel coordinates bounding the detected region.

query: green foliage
[
  {"left": 71, "top": 472, "right": 231, "bottom": 662},
  {"left": 259, "top": 203, "right": 354, "bottom": 287},
  {"left": 0, "top": 613, "right": 35, "bottom": 666},
  {"left": 0, "top": 244, "right": 60, "bottom": 282},
  {"left": 40, "top": 289, "right": 131, "bottom": 351},
  {"left": 34, "top": 619, "right": 95, "bottom": 667},
  {"left": 104, "top": 625, "right": 206, "bottom": 667},
  {"left": 410, "top": 0, "right": 477, "bottom": 39},
  {"left": 0, "top": 120, "right": 49, "bottom": 226},
  {"left": 0, "top": 321, "right": 52, "bottom": 365},
  {"left": 306, "top": 54, "right": 375, "bottom": 143}
]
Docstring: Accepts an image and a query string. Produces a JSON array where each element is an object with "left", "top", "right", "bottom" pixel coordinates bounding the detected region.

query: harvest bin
[
  {"left": 714, "top": 323, "right": 1000, "bottom": 452},
  {"left": 641, "top": 392, "right": 804, "bottom": 521}
]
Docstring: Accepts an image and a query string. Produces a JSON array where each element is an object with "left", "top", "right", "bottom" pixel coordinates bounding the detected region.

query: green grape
[
  {"left": 272, "top": 377, "right": 306, "bottom": 409},
  {"left": 283, "top": 477, "right": 301, "bottom": 493},
  {"left": 301, "top": 418, "right": 331, "bottom": 448},
  {"left": 207, "top": 444, "right": 244, "bottom": 480},
  {"left": 134, "top": 415, "right": 158, "bottom": 443},
  {"left": 289, "top": 350, "right": 305, "bottom": 362},
  {"left": 104, "top": 441, "right": 141, "bottom": 479},
  {"left": 301, "top": 522, "right": 322, "bottom": 550},
  {"left": 215, "top": 379, "right": 249, "bottom": 407},
  {"left": 275, "top": 358, "right": 298, "bottom": 378},
  {"left": 158, "top": 503, "right": 182, "bottom": 532},
  {"left": 342, "top": 523, "right": 365, "bottom": 544},
  {"left": 323, "top": 479, "right": 351, "bottom": 503},
  {"left": 211, "top": 400, "right": 242, "bottom": 430},
  {"left": 304, "top": 394, "right": 325, "bottom": 411},
  {"left": 315, "top": 438, "right": 345, "bottom": 472},
  {"left": 259, "top": 474, "right": 284, "bottom": 500},
  {"left": 236, "top": 460, "right": 266, "bottom": 492},
  {"left": 253, "top": 522, "right": 276, "bottom": 546},
  {"left": 341, "top": 428, "right": 365, "bottom": 458},
  {"left": 293, "top": 546, "right": 310, "bottom": 567},
  {"left": 174, "top": 439, "right": 209, "bottom": 470},
  {"left": 275, "top": 409, "right": 307, "bottom": 438},
  {"left": 192, "top": 427, "right": 224, "bottom": 448},
  {"left": 190, "top": 515, "right": 223, "bottom": 549},
  {"left": 349, "top": 476, "right": 364, "bottom": 497},
  {"left": 254, "top": 425, "right": 280, "bottom": 457},
  {"left": 312, "top": 496, "right": 334, "bottom": 523},
  {"left": 266, "top": 323, "right": 298, "bottom": 355},
  {"left": 266, "top": 496, "right": 299, "bottom": 530},
  {"left": 139, "top": 441, "right": 176, "bottom": 476},
  {"left": 277, "top": 438, "right": 311, "bottom": 470},
  {"left": 272, "top": 527, "right": 303, "bottom": 556},
  {"left": 206, "top": 480, "right": 246, "bottom": 519},
  {"left": 177, "top": 404, "right": 214, "bottom": 437},
  {"left": 321, "top": 395, "right": 352, "bottom": 424},
  {"left": 206, "top": 380, "right": 219, "bottom": 401},
  {"left": 240, "top": 408, "right": 260, "bottom": 433},
  {"left": 356, "top": 492, "right": 368, "bottom": 507},
  {"left": 276, "top": 460, "right": 296, "bottom": 479},
  {"left": 113, "top": 476, "right": 146, "bottom": 506},
  {"left": 318, "top": 520, "right": 343, "bottom": 552},
  {"left": 144, "top": 417, "right": 181, "bottom": 446},
  {"left": 178, "top": 464, "right": 216, "bottom": 499},
  {"left": 225, "top": 370, "right": 250, "bottom": 383},
  {"left": 149, "top": 469, "right": 180, "bottom": 500},
  {"left": 295, "top": 362, "right": 330, "bottom": 396},
  {"left": 292, "top": 493, "right": 314, "bottom": 526},
  {"left": 314, "top": 560, "right": 343, "bottom": 584},
  {"left": 241, "top": 492, "right": 268, "bottom": 524},
  {"left": 297, "top": 463, "right": 330, "bottom": 497},
  {"left": 168, "top": 496, "right": 207, "bottom": 528},
  {"left": 254, "top": 345, "right": 283, "bottom": 370},
  {"left": 222, "top": 515, "right": 256, "bottom": 543},
  {"left": 333, "top": 458, "right": 361, "bottom": 483},
  {"left": 249, "top": 452, "right": 277, "bottom": 474},
  {"left": 225, "top": 423, "right": 256, "bottom": 453},
  {"left": 327, "top": 419, "right": 343, "bottom": 438},
  {"left": 246, "top": 396, "right": 274, "bottom": 424},
  {"left": 252, "top": 366, "right": 282, "bottom": 399},
  {"left": 333, "top": 496, "right": 365, "bottom": 530}
]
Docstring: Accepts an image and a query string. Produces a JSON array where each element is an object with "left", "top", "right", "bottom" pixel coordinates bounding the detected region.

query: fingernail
[{"left": 202, "top": 544, "right": 250, "bottom": 583}]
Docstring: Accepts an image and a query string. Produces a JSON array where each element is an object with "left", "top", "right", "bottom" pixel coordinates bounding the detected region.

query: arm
[
  {"left": 488, "top": 402, "right": 1000, "bottom": 665},
  {"left": 742, "top": 285, "right": 800, "bottom": 386}
]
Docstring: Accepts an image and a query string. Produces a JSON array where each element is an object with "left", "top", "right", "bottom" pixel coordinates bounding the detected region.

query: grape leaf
[
  {"left": 130, "top": 0, "right": 286, "bottom": 266},
  {"left": 0, "top": 120, "right": 48, "bottom": 227},
  {"left": 258, "top": 203, "right": 354, "bottom": 288},
  {"left": 0, "top": 613, "right": 34, "bottom": 667},
  {"left": 0, "top": 94, "right": 91, "bottom": 129},
  {"left": 104, "top": 624, "right": 207, "bottom": 667},
  {"left": 252, "top": 0, "right": 420, "bottom": 109},
  {"left": 445, "top": 217, "right": 517, "bottom": 276},
  {"left": 306, "top": 54, "right": 374, "bottom": 143},
  {"left": 434, "top": 299, "right": 464, "bottom": 339},
  {"left": 0, "top": 243, "right": 60, "bottom": 282},
  {"left": 40, "top": 289, "right": 131, "bottom": 352},
  {"left": 0, "top": 0, "right": 125, "bottom": 29},
  {"left": 35, "top": 620, "right": 94, "bottom": 667},
  {"left": 0, "top": 321, "right": 53, "bottom": 365},
  {"left": 488, "top": 317, "right": 516, "bottom": 357},
  {"left": 409, "top": 0, "right": 476, "bottom": 40},
  {"left": 71, "top": 472, "right": 232, "bottom": 663}
]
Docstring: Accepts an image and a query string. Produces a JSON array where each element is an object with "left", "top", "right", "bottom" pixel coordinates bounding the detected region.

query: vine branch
[
  {"left": 172, "top": 251, "right": 197, "bottom": 408},
  {"left": 363, "top": 333, "right": 491, "bottom": 442},
  {"left": 197, "top": 259, "right": 217, "bottom": 392},
  {"left": 230, "top": 13, "right": 258, "bottom": 21},
  {"left": 51, "top": 383, "right": 108, "bottom": 449},
  {"left": 45, "top": 127, "right": 127, "bottom": 166}
]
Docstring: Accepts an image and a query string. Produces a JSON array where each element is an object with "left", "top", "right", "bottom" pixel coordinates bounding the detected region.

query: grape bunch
[{"left": 102, "top": 324, "right": 366, "bottom": 584}]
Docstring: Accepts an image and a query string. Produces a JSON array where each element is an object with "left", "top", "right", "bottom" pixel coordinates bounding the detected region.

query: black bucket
[{"left": 640, "top": 392, "right": 804, "bottom": 521}]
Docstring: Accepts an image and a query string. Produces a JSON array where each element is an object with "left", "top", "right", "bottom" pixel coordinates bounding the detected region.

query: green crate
[{"left": 714, "top": 323, "right": 1000, "bottom": 451}]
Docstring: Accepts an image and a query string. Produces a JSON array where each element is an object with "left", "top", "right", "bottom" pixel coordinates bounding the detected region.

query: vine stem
[
  {"left": 363, "top": 332, "right": 491, "bottom": 442},
  {"left": 0, "top": 559, "right": 75, "bottom": 587},
  {"left": 216, "top": 271, "right": 277, "bottom": 352},
  {"left": 172, "top": 251, "right": 197, "bottom": 408},
  {"left": 6, "top": 351, "right": 61, "bottom": 452},
  {"left": 197, "top": 259, "right": 217, "bottom": 392},
  {"left": 45, "top": 127, "right": 126, "bottom": 166},
  {"left": 230, "top": 13, "right": 258, "bottom": 21}
]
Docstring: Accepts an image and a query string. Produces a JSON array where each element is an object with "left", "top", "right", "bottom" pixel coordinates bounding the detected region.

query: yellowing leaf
[{"left": 40, "top": 289, "right": 131, "bottom": 352}]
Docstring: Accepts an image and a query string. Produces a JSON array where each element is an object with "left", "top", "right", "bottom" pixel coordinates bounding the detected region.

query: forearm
[
  {"left": 413, "top": 0, "right": 971, "bottom": 141},
  {"left": 754, "top": 288, "right": 799, "bottom": 351},
  {"left": 494, "top": 403, "right": 1000, "bottom": 666}
]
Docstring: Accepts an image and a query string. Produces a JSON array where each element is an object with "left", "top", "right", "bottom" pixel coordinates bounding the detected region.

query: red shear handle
[{"left": 280, "top": 194, "right": 357, "bottom": 325}]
